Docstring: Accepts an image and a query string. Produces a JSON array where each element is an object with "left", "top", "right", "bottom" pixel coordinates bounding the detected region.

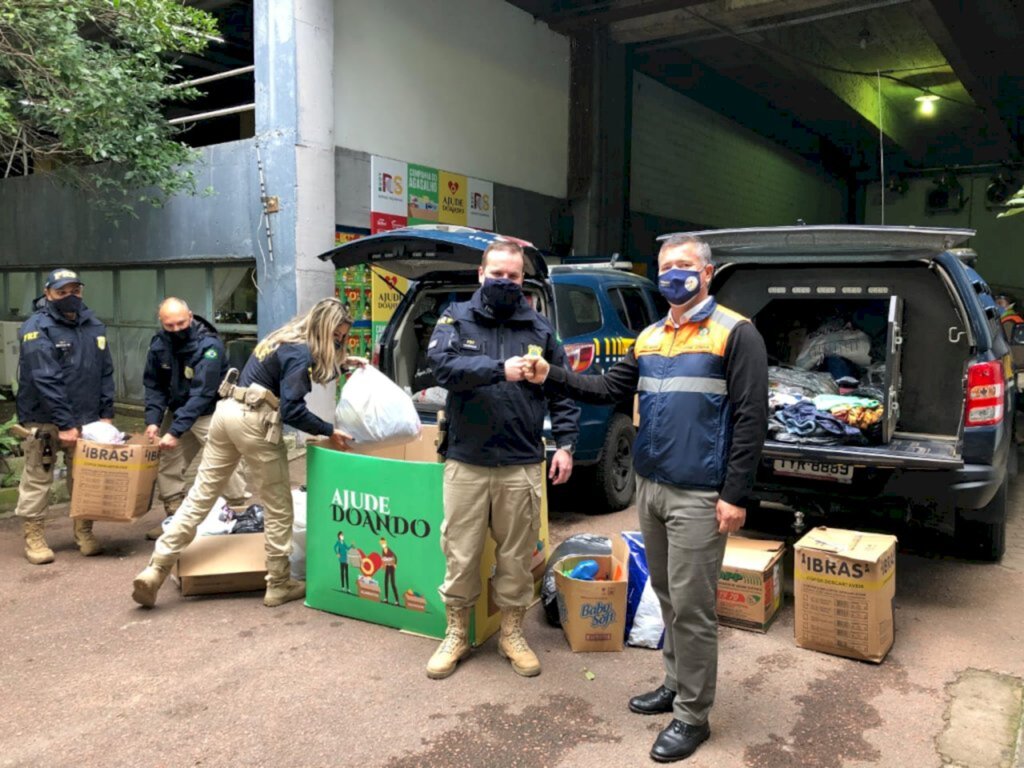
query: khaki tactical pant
[
  {"left": 439, "top": 460, "right": 542, "bottom": 609},
  {"left": 14, "top": 424, "right": 75, "bottom": 521},
  {"left": 155, "top": 397, "right": 293, "bottom": 561},
  {"left": 156, "top": 413, "right": 248, "bottom": 507},
  {"left": 636, "top": 477, "right": 727, "bottom": 726}
]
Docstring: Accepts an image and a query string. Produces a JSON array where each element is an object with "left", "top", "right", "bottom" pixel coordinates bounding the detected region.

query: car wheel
[
  {"left": 955, "top": 476, "right": 1007, "bottom": 562},
  {"left": 590, "top": 413, "right": 636, "bottom": 513}
]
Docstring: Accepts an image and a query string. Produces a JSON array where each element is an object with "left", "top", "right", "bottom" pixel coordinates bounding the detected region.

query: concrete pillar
[
  {"left": 254, "top": 0, "right": 337, "bottom": 425},
  {"left": 569, "top": 29, "right": 632, "bottom": 258}
]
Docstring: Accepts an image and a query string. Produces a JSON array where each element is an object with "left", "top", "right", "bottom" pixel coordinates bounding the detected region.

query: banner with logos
[{"left": 371, "top": 155, "right": 493, "bottom": 233}]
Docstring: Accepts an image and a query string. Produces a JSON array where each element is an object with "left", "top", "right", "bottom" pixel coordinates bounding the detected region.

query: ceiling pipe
[{"left": 638, "top": 0, "right": 914, "bottom": 52}]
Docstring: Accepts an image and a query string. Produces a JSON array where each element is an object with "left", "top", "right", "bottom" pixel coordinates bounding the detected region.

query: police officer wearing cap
[
  {"left": 141, "top": 297, "right": 249, "bottom": 540},
  {"left": 15, "top": 268, "right": 115, "bottom": 565}
]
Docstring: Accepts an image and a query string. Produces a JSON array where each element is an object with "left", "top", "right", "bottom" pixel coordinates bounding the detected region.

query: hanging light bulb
[{"left": 915, "top": 94, "right": 939, "bottom": 116}]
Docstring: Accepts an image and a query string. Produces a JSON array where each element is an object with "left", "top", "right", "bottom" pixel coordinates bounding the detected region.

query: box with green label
[{"left": 716, "top": 536, "right": 785, "bottom": 633}]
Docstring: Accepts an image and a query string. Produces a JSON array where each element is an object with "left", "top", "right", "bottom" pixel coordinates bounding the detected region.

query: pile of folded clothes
[{"left": 767, "top": 380, "right": 885, "bottom": 446}]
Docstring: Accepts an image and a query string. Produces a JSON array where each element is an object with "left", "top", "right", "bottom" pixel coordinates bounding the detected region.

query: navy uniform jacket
[
  {"left": 239, "top": 342, "right": 334, "bottom": 437},
  {"left": 17, "top": 303, "right": 115, "bottom": 429},
  {"left": 143, "top": 316, "right": 229, "bottom": 438},
  {"left": 427, "top": 290, "right": 580, "bottom": 467}
]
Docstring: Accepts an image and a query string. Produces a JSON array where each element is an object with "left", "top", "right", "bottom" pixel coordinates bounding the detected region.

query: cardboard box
[
  {"left": 717, "top": 536, "right": 785, "bottom": 633},
  {"left": 175, "top": 533, "right": 267, "bottom": 597},
  {"left": 554, "top": 536, "right": 629, "bottom": 652},
  {"left": 335, "top": 424, "right": 441, "bottom": 463},
  {"left": 794, "top": 527, "right": 897, "bottom": 663},
  {"left": 69, "top": 436, "right": 160, "bottom": 522}
]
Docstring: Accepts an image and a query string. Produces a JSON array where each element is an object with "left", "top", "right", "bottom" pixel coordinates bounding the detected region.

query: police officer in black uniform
[
  {"left": 133, "top": 297, "right": 361, "bottom": 609},
  {"left": 142, "top": 297, "right": 249, "bottom": 539},
  {"left": 424, "top": 238, "right": 579, "bottom": 680},
  {"left": 15, "top": 268, "right": 114, "bottom": 564}
]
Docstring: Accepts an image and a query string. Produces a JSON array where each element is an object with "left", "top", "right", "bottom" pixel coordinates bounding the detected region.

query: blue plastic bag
[{"left": 623, "top": 531, "right": 665, "bottom": 649}]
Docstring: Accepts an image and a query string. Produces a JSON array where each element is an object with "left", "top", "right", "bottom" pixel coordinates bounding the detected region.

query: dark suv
[
  {"left": 320, "top": 225, "right": 663, "bottom": 511},
  {"left": 695, "top": 225, "right": 1020, "bottom": 561}
]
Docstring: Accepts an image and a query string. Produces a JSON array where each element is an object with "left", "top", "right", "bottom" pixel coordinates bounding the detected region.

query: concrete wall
[
  {"left": 0, "top": 139, "right": 260, "bottom": 268},
  {"left": 864, "top": 175, "right": 1024, "bottom": 295},
  {"left": 334, "top": 147, "right": 562, "bottom": 246},
  {"left": 333, "top": 0, "right": 570, "bottom": 198},
  {"left": 631, "top": 73, "right": 845, "bottom": 229}
]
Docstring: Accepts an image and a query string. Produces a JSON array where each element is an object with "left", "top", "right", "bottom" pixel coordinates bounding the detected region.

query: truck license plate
[{"left": 773, "top": 459, "right": 853, "bottom": 484}]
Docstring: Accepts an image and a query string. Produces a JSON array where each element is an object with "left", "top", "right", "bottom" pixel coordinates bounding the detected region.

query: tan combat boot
[
  {"left": 426, "top": 605, "right": 471, "bottom": 679},
  {"left": 498, "top": 606, "right": 541, "bottom": 677},
  {"left": 146, "top": 498, "right": 182, "bottom": 540},
  {"left": 131, "top": 553, "right": 177, "bottom": 608},
  {"left": 264, "top": 555, "right": 305, "bottom": 607},
  {"left": 73, "top": 519, "right": 103, "bottom": 556},
  {"left": 23, "top": 520, "right": 55, "bottom": 565}
]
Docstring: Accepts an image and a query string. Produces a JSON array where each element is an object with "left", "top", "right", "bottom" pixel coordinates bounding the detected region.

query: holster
[
  {"left": 435, "top": 409, "right": 447, "bottom": 459},
  {"left": 264, "top": 410, "right": 282, "bottom": 444},
  {"left": 218, "top": 368, "right": 240, "bottom": 398}
]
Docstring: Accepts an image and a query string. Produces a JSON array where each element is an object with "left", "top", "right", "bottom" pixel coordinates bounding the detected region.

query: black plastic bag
[
  {"left": 541, "top": 534, "right": 612, "bottom": 626},
  {"left": 232, "top": 503, "right": 265, "bottom": 534}
]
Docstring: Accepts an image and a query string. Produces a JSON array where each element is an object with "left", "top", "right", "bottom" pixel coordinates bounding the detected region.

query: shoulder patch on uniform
[
  {"left": 96, "top": 336, "right": 106, "bottom": 350},
  {"left": 22, "top": 331, "right": 39, "bottom": 342},
  {"left": 203, "top": 348, "right": 218, "bottom": 360},
  {"left": 437, "top": 316, "right": 454, "bottom": 325}
]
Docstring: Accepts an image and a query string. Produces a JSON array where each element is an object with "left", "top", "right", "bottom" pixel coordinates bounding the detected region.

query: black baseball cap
[{"left": 45, "top": 268, "right": 84, "bottom": 290}]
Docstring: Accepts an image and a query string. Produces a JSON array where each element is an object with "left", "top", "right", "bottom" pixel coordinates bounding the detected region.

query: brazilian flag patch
[{"left": 204, "top": 348, "right": 218, "bottom": 360}]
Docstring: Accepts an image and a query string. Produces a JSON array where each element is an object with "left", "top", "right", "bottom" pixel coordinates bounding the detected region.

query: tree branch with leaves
[{"left": 0, "top": 0, "right": 219, "bottom": 213}]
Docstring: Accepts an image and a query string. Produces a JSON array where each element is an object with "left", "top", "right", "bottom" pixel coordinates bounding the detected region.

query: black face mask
[
  {"left": 52, "top": 295, "right": 83, "bottom": 316},
  {"left": 168, "top": 328, "right": 191, "bottom": 347},
  {"left": 480, "top": 278, "right": 523, "bottom": 321}
]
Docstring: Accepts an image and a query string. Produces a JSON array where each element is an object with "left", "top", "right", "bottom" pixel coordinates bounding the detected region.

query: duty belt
[{"left": 229, "top": 385, "right": 281, "bottom": 410}]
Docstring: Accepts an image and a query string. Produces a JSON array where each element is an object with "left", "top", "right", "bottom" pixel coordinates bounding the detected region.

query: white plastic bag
[
  {"left": 195, "top": 497, "right": 236, "bottom": 536},
  {"left": 628, "top": 578, "right": 665, "bottom": 649},
  {"left": 81, "top": 421, "right": 126, "bottom": 444},
  {"left": 290, "top": 487, "right": 307, "bottom": 580},
  {"left": 335, "top": 366, "right": 421, "bottom": 446}
]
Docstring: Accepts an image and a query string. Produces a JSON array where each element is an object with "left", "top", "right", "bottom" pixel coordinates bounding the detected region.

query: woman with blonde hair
[{"left": 132, "top": 297, "right": 359, "bottom": 609}]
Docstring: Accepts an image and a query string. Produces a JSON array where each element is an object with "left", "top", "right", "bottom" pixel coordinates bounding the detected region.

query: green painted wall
[{"left": 865, "top": 176, "right": 1024, "bottom": 295}]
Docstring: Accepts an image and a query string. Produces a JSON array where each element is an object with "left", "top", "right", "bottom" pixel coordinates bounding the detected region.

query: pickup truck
[{"left": 694, "top": 225, "right": 1019, "bottom": 561}]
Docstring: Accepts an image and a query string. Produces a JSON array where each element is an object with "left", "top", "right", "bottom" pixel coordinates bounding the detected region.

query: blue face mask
[{"left": 658, "top": 268, "right": 703, "bottom": 307}]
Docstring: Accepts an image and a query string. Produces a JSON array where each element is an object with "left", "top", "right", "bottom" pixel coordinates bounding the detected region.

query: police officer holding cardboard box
[
  {"left": 142, "top": 297, "right": 249, "bottom": 539},
  {"left": 15, "top": 268, "right": 115, "bottom": 565}
]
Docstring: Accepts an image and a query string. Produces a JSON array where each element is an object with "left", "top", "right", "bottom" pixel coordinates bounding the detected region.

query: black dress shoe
[
  {"left": 628, "top": 685, "right": 676, "bottom": 715},
  {"left": 650, "top": 719, "right": 710, "bottom": 763}
]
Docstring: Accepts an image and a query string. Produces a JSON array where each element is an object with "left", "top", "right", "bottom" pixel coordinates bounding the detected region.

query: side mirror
[{"left": 1012, "top": 323, "right": 1024, "bottom": 346}]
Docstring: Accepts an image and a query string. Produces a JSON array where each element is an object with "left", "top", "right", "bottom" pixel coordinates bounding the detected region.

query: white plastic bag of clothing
[
  {"left": 290, "top": 487, "right": 307, "bottom": 580},
  {"left": 335, "top": 366, "right": 422, "bottom": 447},
  {"left": 81, "top": 421, "right": 126, "bottom": 444},
  {"left": 795, "top": 328, "right": 871, "bottom": 370},
  {"left": 195, "top": 497, "right": 236, "bottom": 536},
  {"left": 412, "top": 386, "right": 448, "bottom": 407},
  {"left": 623, "top": 531, "right": 665, "bottom": 649}
]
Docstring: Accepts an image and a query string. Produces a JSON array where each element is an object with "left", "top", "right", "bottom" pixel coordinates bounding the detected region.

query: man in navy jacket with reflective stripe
[
  {"left": 528, "top": 234, "right": 768, "bottom": 763},
  {"left": 15, "top": 268, "right": 114, "bottom": 565},
  {"left": 143, "top": 297, "right": 248, "bottom": 539}
]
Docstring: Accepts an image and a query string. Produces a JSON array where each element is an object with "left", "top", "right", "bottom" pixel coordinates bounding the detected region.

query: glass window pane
[
  {"left": 78, "top": 270, "right": 114, "bottom": 321},
  {"left": 164, "top": 267, "right": 208, "bottom": 318},
  {"left": 118, "top": 270, "right": 159, "bottom": 323},
  {"left": 7, "top": 271, "right": 41, "bottom": 320},
  {"left": 611, "top": 288, "right": 650, "bottom": 332},
  {"left": 554, "top": 284, "right": 602, "bottom": 338},
  {"left": 213, "top": 265, "right": 257, "bottom": 325}
]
